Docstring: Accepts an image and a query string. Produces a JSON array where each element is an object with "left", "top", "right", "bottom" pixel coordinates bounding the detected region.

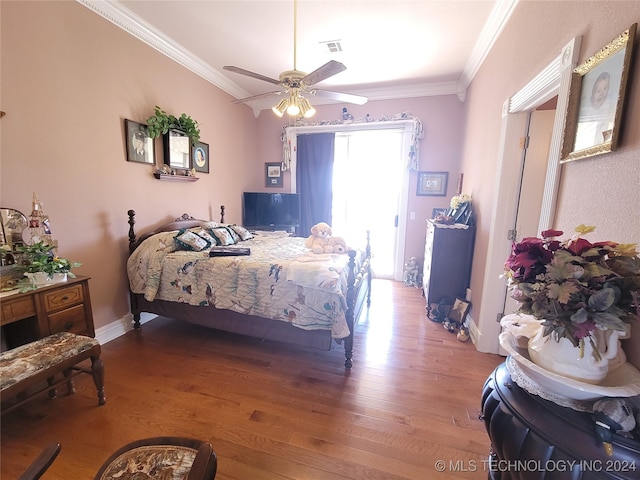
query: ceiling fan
[{"left": 223, "top": 0, "right": 368, "bottom": 117}]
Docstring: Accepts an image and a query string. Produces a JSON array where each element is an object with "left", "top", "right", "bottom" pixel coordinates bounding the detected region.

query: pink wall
[
  {"left": 461, "top": 2, "right": 640, "bottom": 365},
  {"left": 1, "top": 1, "right": 258, "bottom": 331},
  {"left": 2, "top": 1, "right": 638, "bottom": 366},
  {"left": 255, "top": 96, "right": 467, "bottom": 262}
]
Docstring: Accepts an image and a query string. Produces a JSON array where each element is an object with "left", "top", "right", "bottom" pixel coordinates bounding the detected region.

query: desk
[
  {"left": 481, "top": 363, "right": 640, "bottom": 479},
  {"left": 1, "top": 276, "right": 94, "bottom": 350}
]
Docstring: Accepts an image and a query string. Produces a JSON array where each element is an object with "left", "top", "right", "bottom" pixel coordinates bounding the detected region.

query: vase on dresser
[{"left": 25, "top": 272, "right": 68, "bottom": 286}]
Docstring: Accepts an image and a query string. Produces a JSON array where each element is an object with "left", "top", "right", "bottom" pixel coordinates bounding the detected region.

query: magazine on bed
[{"left": 209, "top": 247, "right": 251, "bottom": 256}]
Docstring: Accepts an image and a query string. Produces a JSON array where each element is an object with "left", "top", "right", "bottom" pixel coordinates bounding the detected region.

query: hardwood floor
[{"left": 1, "top": 279, "right": 503, "bottom": 479}]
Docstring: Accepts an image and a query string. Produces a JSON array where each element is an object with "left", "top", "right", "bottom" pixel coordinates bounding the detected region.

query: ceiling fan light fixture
[
  {"left": 299, "top": 97, "right": 316, "bottom": 118},
  {"left": 272, "top": 98, "right": 288, "bottom": 117},
  {"left": 286, "top": 91, "right": 301, "bottom": 116},
  {"left": 286, "top": 102, "right": 300, "bottom": 116}
]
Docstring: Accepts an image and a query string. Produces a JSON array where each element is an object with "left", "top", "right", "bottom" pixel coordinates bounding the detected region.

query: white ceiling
[{"left": 80, "top": 0, "right": 518, "bottom": 113}]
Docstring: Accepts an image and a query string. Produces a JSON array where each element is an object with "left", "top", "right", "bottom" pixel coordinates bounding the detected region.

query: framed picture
[
  {"left": 432, "top": 208, "right": 447, "bottom": 219},
  {"left": 441, "top": 297, "right": 471, "bottom": 333},
  {"left": 191, "top": 141, "right": 209, "bottom": 174},
  {"left": 265, "top": 162, "right": 283, "bottom": 187},
  {"left": 163, "top": 129, "right": 190, "bottom": 170},
  {"left": 417, "top": 171, "right": 448, "bottom": 196},
  {"left": 561, "top": 23, "right": 636, "bottom": 163},
  {"left": 125, "top": 119, "right": 155, "bottom": 164}
]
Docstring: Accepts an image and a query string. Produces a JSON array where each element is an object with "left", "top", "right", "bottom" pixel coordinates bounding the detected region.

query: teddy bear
[
  {"left": 328, "top": 236, "right": 349, "bottom": 254},
  {"left": 305, "top": 222, "right": 333, "bottom": 254}
]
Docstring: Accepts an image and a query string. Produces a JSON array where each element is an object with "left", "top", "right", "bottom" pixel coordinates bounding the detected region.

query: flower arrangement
[
  {"left": 450, "top": 193, "right": 472, "bottom": 210},
  {"left": 504, "top": 225, "right": 640, "bottom": 353},
  {"left": 438, "top": 193, "right": 474, "bottom": 226},
  {"left": 15, "top": 242, "right": 81, "bottom": 279}
]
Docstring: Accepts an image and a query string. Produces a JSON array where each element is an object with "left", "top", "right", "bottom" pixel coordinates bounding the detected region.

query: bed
[{"left": 126, "top": 208, "right": 372, "bottom": 368}]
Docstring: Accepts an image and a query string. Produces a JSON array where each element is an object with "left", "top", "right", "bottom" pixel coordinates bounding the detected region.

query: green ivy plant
[
  {"left": 15, "top": 242, "right": 81, "bottom": 277},
  {"left": 146, "top": 105, "right": 201, "bottom": 145}
]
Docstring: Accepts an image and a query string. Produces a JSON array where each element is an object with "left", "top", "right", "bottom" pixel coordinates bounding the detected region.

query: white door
[
  {"left": 503, "top": 108, "right": 556, "bottom": 316},
  {"left": 332, "top": 129, "right": 406, "bottom": 278}
]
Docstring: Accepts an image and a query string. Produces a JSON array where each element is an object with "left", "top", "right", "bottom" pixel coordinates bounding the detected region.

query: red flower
[
  {"left": 505, "top": 237, "right": 554, "bottom": 282},
  {"left": 541, "top": 229, "right": 563, "bottom": 238}
]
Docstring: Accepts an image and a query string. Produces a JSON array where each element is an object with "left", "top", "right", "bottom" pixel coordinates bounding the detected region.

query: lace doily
[{"left": 505, "top": 356, "right": 594, "bottom": 412}]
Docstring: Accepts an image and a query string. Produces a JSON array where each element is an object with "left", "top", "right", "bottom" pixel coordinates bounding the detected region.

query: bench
[{"left": 0, "top": 332, "right": 106, "bottom": 414}]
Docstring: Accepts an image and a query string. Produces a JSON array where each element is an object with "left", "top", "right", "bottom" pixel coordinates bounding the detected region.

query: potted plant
[
  {"left": 503, "top": 225, "right": 640, "bottom": 383},
  {"left": 146, "top": 105, "right": 200, "bottom": 145},
  {"left": 15, "top": 242, "right": 81, "bottom": 288}
]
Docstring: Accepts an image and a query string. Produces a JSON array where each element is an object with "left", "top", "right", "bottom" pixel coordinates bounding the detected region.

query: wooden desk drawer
[
  {"left": 48, "top": 304, "right": 88, "bottom": 335},
  {"left": 1, "top": 297, "right": 36, "bottom": 326},
  {"left": 42, "top": 284, "right": 83, "bottom": 313}
]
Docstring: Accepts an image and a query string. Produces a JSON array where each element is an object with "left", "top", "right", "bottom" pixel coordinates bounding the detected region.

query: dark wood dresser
[
  {"left": 481, "top": 363, "right": 640, "bottom": 479},
  {"left": 422, "top": 220, "right": 475, "bottom": 314},
  {"left": 0, "top": 275, "right": 94, "bottom": 350}
]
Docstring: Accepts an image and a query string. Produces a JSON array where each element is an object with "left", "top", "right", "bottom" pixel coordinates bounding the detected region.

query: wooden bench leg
[
  {"left": 47, "top": 377, "right": 58, "bottom": 399},
  {"left": 91, "top": 355, "right": 106, "bottom": 406},
  {"left": 63, "top": 369, "right": 76, "bottom": 395}
]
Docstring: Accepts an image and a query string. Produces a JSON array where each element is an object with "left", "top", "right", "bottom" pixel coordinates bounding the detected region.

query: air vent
[{"left": 320, "top": 40, "right": 342, "bottom": 53}]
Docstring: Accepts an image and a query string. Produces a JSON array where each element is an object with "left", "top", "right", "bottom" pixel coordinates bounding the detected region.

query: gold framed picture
[{"left": 561, "top": 23, "right": 637, "bottom": 163}]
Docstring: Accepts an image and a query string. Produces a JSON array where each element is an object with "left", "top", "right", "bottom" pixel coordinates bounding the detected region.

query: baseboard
[
  {"left": 467, "top": 313, "right": 479, "bottom": 346},
  {"left": 467, "top": 313, "right": 504, "bottom": 355},
  {"left": 95, "top": 312, "right": 157, "bottom": 345}
]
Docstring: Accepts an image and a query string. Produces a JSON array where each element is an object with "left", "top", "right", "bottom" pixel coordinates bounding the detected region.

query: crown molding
[
  {"left": 78, "top": 0, "right": 516, "bottom": 108},
  {"left": 76, "top": 0, "right": 250, "bottom": 100},
  {"left": 458, "top": 0, "right": 519, "bottom": 95}
]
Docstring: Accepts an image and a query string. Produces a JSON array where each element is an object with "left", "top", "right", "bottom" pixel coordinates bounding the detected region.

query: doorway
[
  {"left": 473, "top": 36, "right": 582, "bottom": 354},
  {"left": 503, "top": 105, "right": 556, "bottom": 317}
]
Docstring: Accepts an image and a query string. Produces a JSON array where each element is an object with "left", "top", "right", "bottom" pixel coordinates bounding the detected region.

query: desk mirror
[{"left": 1, "top": 208, "right": 27, "bottom": 267}]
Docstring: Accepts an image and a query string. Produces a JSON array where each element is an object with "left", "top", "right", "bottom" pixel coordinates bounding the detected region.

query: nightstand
[{"left": 0, "top": 275, "right": 94, "bottom": 350}]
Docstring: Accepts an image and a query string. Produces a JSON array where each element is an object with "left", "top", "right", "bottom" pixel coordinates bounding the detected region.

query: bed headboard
[{"left": 127, "top": 206, "right": 225, "bottom": 254}]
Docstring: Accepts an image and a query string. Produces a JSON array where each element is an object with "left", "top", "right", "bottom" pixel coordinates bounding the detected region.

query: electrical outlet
[
  {"left": 410, "top": 212, "right": 416, "bottom": 220},
  {"left": 466, "top": 288, "right": 472, "bottom": 302}
]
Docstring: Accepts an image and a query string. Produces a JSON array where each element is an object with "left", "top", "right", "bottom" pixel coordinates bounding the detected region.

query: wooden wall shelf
[{"left": 153, "top": 173, "right": 199, "bottom": 182}]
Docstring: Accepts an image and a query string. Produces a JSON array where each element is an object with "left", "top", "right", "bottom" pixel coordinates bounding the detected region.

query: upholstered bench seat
[{"left": 1, "top": 332, "right": 106, "bottom": 414}]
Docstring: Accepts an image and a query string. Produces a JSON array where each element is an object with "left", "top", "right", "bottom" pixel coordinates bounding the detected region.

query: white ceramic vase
[
  {"left": 25, "top": 272, "right": 68, "bottom": 286},
  {"left": 527, "top": 326, "right": 627, "bottom": 385}
]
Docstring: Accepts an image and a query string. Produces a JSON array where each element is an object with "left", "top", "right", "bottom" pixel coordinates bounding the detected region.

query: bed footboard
[{"left": 343, "top": 230, "right": 372, "bottom": 368}]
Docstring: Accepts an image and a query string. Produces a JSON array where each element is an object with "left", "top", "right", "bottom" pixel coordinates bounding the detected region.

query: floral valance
[{"left": 281, "top": 115, "right": 424, "bottom": 171}]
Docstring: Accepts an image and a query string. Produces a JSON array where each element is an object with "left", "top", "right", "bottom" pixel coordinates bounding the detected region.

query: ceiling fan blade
[
  {"left": 223, "top": 66, "right": 282, "bottom": 85},
  {"left": 231, "top": 91, "right": 283, "bottom": 104},
  {"left": 311, "top": 89, "right": 368, "bottom": 105},
  {"left": 301, "top": 60, "right": 346, "bottom": 86}
]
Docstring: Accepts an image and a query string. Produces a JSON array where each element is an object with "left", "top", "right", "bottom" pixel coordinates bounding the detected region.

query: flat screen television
[{"left": 242, "top": 192, "right": 300, "bottom": 231}]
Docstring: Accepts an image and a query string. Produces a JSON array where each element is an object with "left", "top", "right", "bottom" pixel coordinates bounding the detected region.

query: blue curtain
[{"left": 296, "top": 133, "right": 335, "bottom": 237}]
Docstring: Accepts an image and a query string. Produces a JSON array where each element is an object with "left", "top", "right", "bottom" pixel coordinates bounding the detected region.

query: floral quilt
[{"left": 127, "top": 230, "right": 359, "bottom": 338}]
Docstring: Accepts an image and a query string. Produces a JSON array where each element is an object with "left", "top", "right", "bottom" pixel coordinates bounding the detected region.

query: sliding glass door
[{"left": 332, "top": 129, "right": 405, "bottom": 278}]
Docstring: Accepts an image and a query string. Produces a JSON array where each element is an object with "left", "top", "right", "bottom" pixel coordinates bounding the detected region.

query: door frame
[{"left": 472, "top": 36, "right": 582, "bottom": 354}]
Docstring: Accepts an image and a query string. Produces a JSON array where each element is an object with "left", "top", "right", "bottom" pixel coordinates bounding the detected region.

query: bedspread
[{"left": 127, "top": 231, "right": 359, "bottom": 338}]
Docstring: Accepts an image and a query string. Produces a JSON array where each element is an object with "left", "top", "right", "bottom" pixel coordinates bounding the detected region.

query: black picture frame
[
  {"left": 561, "top": 23, "right": 636, "bottom": 163},
  {"left": 448, "top": 297, "right": 471, "bottom": 325},
  {"left": 191, "top": 141, "right": 209, "bottom": 174},
  {"left": 417, "top": 171, "right": 448, "bottom": 196},
  {"left": 265, "top": 162, "right": 283, "bottom": 188},
  {"left": 125, "top": 119, "right": 155, "bottom": 164},
  {"left": 163, "top": 129, "right": 190, "bottom": 170}
]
